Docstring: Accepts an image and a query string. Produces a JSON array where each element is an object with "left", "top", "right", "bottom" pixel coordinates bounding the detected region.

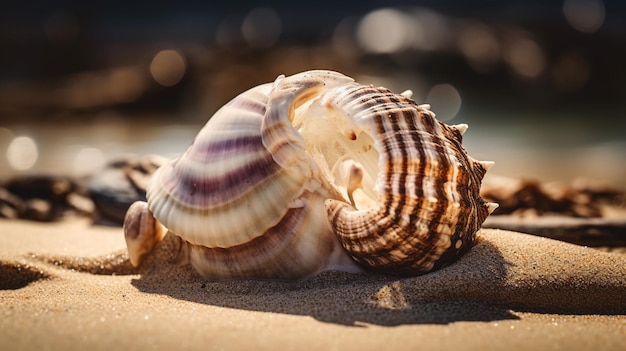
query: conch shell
[{"left": 123, "top": 70, "right": 497, "bottom": 280}]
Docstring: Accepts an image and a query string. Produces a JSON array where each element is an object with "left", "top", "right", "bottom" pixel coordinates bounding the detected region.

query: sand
[{"left": 1, "top": 219, "right": 625, "bottom": 351}]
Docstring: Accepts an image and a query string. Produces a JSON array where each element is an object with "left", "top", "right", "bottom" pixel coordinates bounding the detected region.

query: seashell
[{"left": 123, "top": 70, "right": 497, "bottom": 280}]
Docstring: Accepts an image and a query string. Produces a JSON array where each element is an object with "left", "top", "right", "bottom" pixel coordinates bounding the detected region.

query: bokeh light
[
  {"left": 409, "top": 8, "right": 450, "bottom": 51},
  {"left": 0, "top": 2, "right": 624, "bottom": 190},
  {"left": 150, "top": 50, "right": 187, "bottom": 87},
  {"left": 332, "top": 16, "right": 360, "bottom": 59},
  {"left": 457, "top": 22, "right": 500, "bottom": 73},
  {"left": 357, "top": 8, "right": 414, "bottom": 54},
  {"left": 7, "top": 136, "right": 38, "bottom": 171},
  {"left": 503, "top": 33, "right": 546, "bottom": 79},
  {"left": 425, "top": 84, "right": 461, "bottom": 121},
  {"left": 107, "top": 67, "right": 145, "bottom": 103},
  {"left": 73, "top": 147, "right": 105, "bottom": 175},
  {"left": 60, "top": 66, "right": 146, "bottom": 109},
  {"left": 563, "top": 0, "right": 605, "bottom": 33},
  {"left": 241, "top": 8, "right": 282, "bottom": 48}
]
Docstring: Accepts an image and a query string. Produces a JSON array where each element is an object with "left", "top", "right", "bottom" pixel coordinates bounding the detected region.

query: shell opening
[{"left": 295, "top": 99, "right": 380, "bottom": 211}]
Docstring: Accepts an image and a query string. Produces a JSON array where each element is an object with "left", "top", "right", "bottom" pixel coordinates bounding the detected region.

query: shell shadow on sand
[
  {"left": 125, "top": 229, "right": 626, "bottom": 326},
  {"left": 0, "top": 261, "right": 49, "bottom": 290},
  {"left": 20, "top": 228, "right": 626, "bottom": 327},
  {"left": 129, "top": 239, "right": 516, "bottom": 326}
]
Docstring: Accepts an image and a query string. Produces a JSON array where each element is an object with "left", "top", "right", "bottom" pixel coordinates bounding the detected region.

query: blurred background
[{"left": 1, "top": 0, "right": 625, "bottom": 187}]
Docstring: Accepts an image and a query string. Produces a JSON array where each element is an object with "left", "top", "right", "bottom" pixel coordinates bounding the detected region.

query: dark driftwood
[{"left": 483, "top": 215, "right": 626, "bottom": 247}]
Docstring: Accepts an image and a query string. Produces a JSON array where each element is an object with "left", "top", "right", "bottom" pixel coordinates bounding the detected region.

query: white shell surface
[{"left": 147, "top": 71, "right": 353, "bottom": 249}]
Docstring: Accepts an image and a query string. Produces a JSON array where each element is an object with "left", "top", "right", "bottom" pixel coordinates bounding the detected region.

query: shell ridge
[
  {"left": 261, "top": 77, "right": 322, "bottom": 176},
  {"left": 189, "top": 204, "right": 304, "bottom": 278},
  {"left": 149, "top": 167, "right": 308, "bottom": 248},
  {"left": 189, "top": 192, "right": 349, "bottom": 279},
  {"left": 321, "top": 83, "right": 490, "bottom": 274}
]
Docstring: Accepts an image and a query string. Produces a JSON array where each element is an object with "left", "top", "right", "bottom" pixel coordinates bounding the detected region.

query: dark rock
[
  {"left": 4, "top": 176, "right": 75, "bottom": 203},
  {"left": 0, "top": 188, "right": 23, "bottom": 219},
  {"left": 22, "top": 198, "right": 53, "bottom": 222},
  {"left": 88, "top": 155, "right": 167, "bottom": 225},
  {"left": 483, "top": 215, "right": 626, "bottom": 247},
  {"left": 481, "top": 176, "right": 625, "bottom": 218},
  {"left": 1, "top": 175, "right": 89, "bottom": 221}
]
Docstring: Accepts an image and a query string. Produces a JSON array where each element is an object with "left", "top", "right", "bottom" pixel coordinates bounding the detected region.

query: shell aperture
[{"left": 123, "top": 70, "right": 497, "bottom": 279}]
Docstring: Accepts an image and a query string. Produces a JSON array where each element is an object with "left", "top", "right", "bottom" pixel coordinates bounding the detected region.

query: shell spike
[
  {"left": 274, "top": 74, "right": 286, "bottom": 81},
  {"left": 401, "top": 90, "right": 413, "bottom": 98},
  {"left": 452, "top": 123, "right": 469, "bottom": 135},
  {"left": 477, "top": 160, "right": 495, "bottom": 171},
  {"left": 486, "top": 202, "right": 499, "bottom": 214}
]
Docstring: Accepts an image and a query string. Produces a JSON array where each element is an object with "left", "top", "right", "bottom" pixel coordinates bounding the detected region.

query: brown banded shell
[
  {"left": 305, "top": 83, "right": 495, "bottom": 274},
  {"left": 122, "top": 70, "right": 497, "bottom": 280}
]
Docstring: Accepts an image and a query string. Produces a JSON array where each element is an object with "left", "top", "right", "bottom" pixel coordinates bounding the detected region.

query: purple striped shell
[{"left": 123, "top": 70, "right": 497, "bottom": 280}]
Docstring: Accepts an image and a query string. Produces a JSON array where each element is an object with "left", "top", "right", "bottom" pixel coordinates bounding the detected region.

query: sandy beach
[{"left": 0, "top": 218, "right": 624, "bottom": 351}]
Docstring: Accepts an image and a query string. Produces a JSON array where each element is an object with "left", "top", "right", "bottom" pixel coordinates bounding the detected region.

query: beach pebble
[
  {"left": 4, "top": 176, "right": 75, "bottom": 202},
  {"left": 0, "top": 175, "right": 90, "bottom": 221},
  {"left": 481, "top": 175, "right": 625, "bottom": 218},
  {"left": 0, "top": 188, "right": 23, "bottom": 219},
  {"left": 22, "top": 198, "right": 53, "bottom": 222},
  {"left": 88, "top": 155, "right": 167, "bottom": 225}
]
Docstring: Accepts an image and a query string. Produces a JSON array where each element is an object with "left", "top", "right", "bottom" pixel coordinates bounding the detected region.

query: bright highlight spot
[
  {"left": 7, "top": 136, "right": 38, "bottom": 171},
  {"left": 242, "top": 8, "right": 282, "bottom": 48},
  {"left": 409, "top": 8, "right": 449, "bottom": 51},
  {"left": 563, "top": 0, "right": 605, "bottom": 33},
  {"left": 426, "top": 84, "right": 461, "bottom": 121},
  {"left": 357, "top": 8, "right": 413, "bottom": 54},
  {"left": 150, "top": 50, "right": 186, "bottom": 87},
  {"left": 73, "top": 147, "right": 105, "bottom": 175}
]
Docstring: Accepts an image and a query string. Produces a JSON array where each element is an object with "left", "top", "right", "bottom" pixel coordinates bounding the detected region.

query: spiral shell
[
  {"left": 316, "top": 83, "right": 494, "bottom": 275},
  {"left": 123, "top": 70, "right": 497, "bottom": 280}
]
